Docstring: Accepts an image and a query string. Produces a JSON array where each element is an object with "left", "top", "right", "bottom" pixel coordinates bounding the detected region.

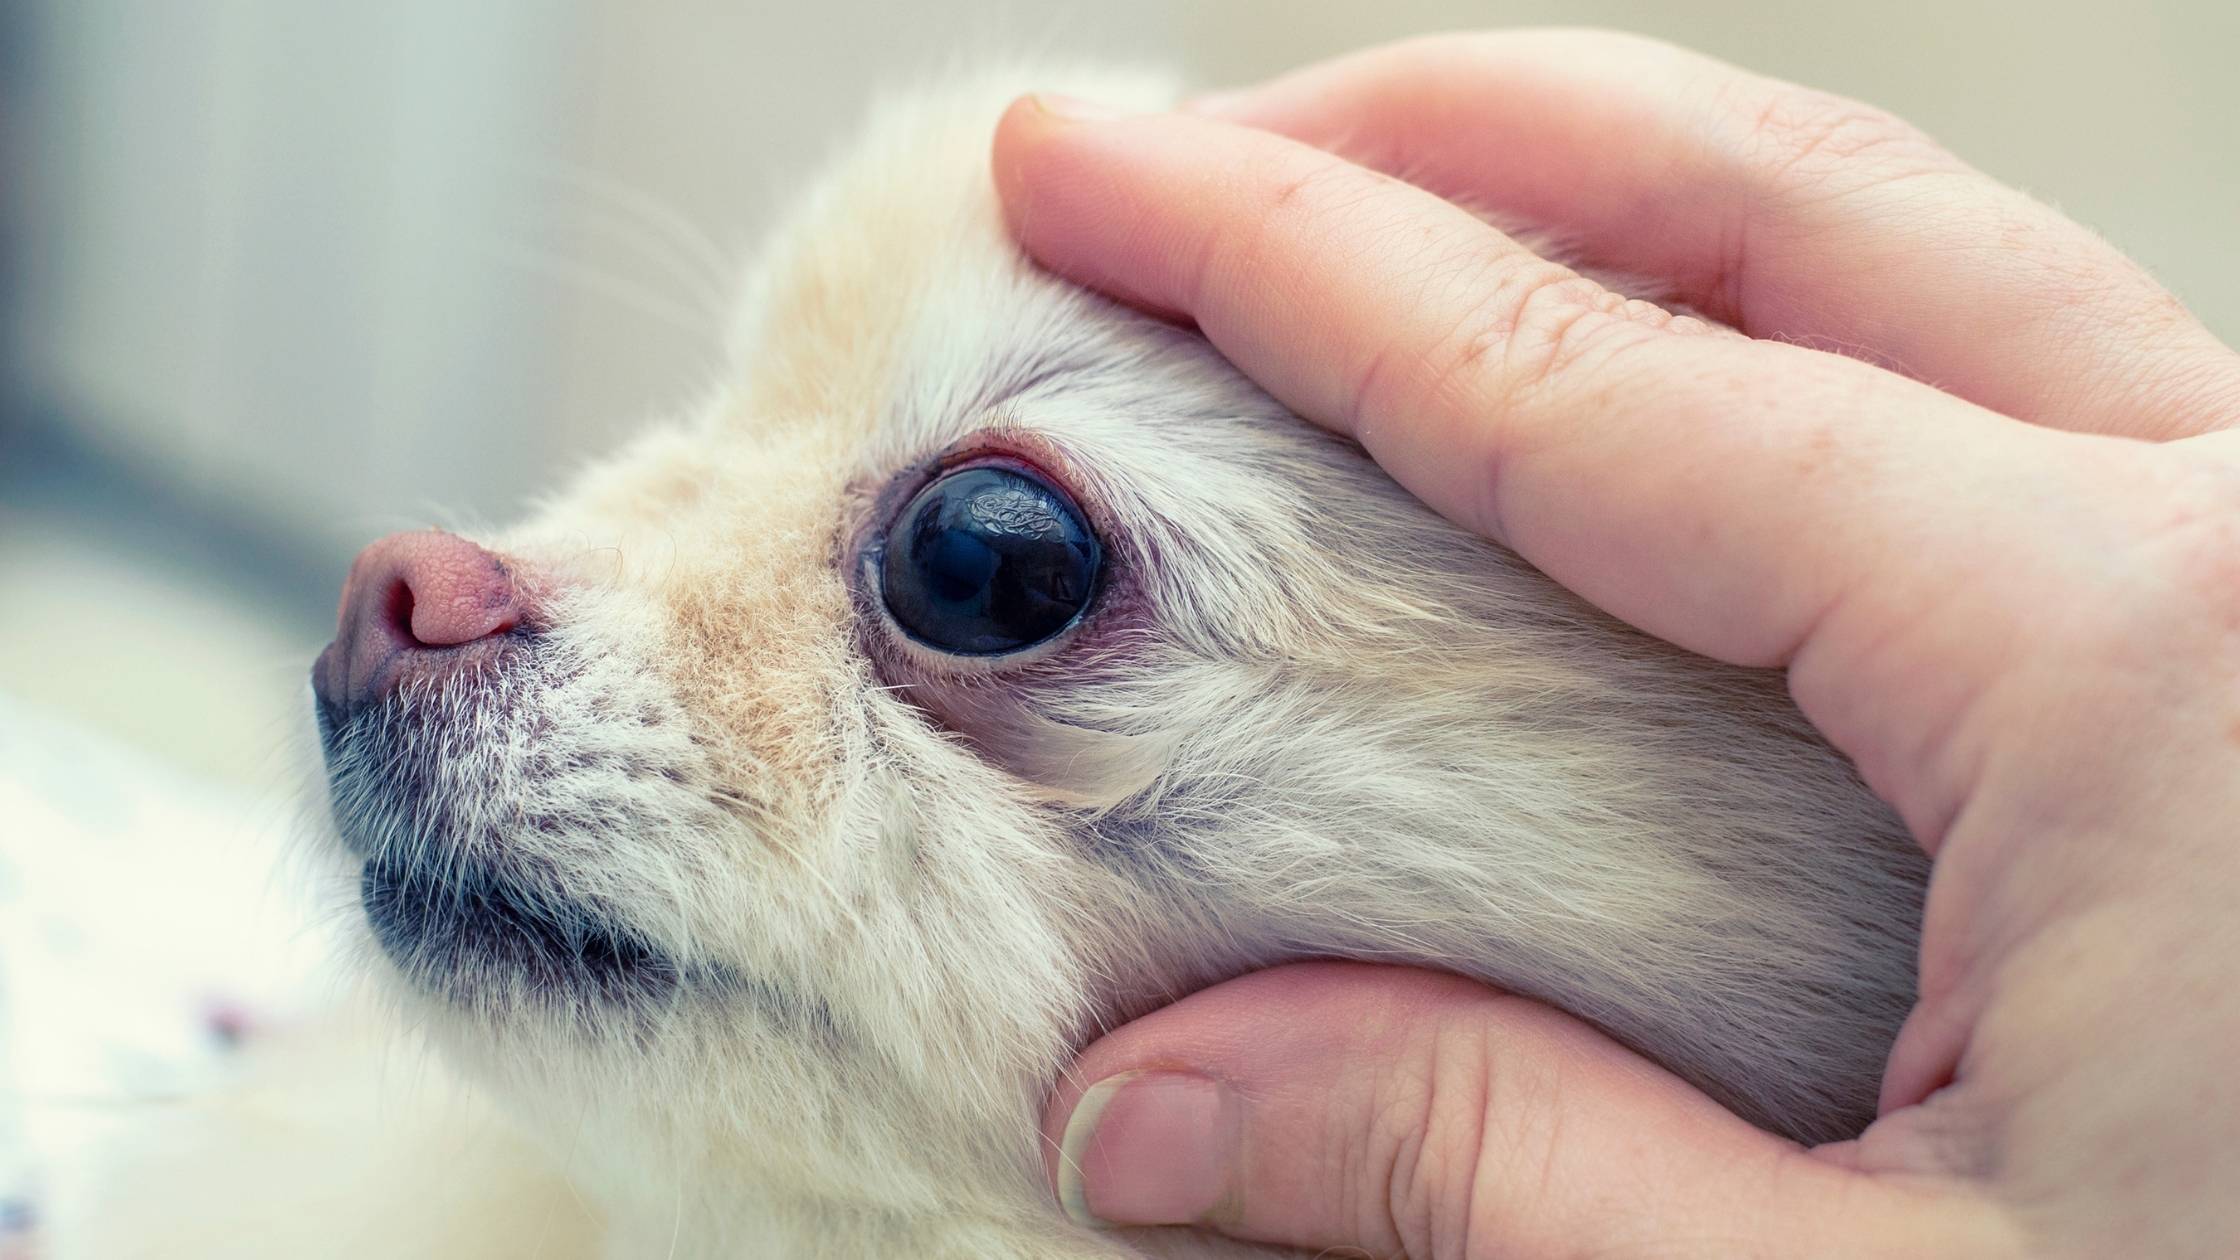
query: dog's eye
[{"left": 879, "top": 465, "right": 1101, "bottom": 655}]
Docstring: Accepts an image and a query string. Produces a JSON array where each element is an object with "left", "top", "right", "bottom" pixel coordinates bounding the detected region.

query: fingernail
[
  {"left": 1031, "top": 93, "right": 1130, "bottom": 123},
  {"left": 1056, "top": 1070, "right": 1241, "bottom": 1228}
]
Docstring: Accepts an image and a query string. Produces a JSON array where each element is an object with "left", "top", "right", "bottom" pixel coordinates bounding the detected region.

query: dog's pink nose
[{"left": 313, "top": 531, "right": 523, "bottom": 721}]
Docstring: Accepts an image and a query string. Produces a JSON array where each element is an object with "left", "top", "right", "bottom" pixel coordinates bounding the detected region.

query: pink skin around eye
[{"left": 850, "top": 430, "right": 1151, "bottom": 792}]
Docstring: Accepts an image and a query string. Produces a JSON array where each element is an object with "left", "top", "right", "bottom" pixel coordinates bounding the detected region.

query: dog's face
[{"left": 310, "top": 74, "right": 1924, "bottom": 1257}]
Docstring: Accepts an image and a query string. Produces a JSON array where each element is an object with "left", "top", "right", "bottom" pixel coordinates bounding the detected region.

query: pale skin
[{"left": 990, "top": 30, "right": 2240, "bottom": 1260}]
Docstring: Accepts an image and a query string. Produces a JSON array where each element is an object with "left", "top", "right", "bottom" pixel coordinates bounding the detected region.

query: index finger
[
  {"left": 993, "top": 97, "right": 2110, "bottom": 835},
  {"left": 1185, "top": 30, "right": 2240, "bottom": 441}
]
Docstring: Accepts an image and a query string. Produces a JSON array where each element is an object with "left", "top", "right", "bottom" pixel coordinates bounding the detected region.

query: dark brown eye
[{"left": 878, "top": 465, "right": 1101, "bottom": 655}]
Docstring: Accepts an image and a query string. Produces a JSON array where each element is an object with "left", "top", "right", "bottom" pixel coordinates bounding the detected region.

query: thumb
[{"left": 1043, "top": 962, "right": 2006, "bottom": 1259}]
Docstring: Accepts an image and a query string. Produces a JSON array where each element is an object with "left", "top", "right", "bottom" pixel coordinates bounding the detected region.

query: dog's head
[{"left": 309, "top": 72, "right": 1923, "bottom": 1257}]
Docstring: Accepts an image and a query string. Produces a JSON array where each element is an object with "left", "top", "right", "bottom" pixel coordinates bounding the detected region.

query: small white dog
[{"left": 290, "top": 71, "right": 1923, "bottom": 1258}]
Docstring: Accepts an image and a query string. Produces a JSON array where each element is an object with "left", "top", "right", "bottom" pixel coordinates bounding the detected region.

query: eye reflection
[{"left": 878, "top": 464, "right": 1101, "bottom": 656}]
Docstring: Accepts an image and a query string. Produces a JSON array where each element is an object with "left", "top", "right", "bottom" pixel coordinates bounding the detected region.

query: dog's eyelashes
[{"left": 878, "top": 464, "right": 1101, "bottom": 656}]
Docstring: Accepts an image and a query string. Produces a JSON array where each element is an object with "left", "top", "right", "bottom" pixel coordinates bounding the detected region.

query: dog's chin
[
  {"left": 318, "top": 687, "right": 688, "bottom": 1018},
  {"left": 359, "top": 856, "right": 682, "bottom": 1012}
]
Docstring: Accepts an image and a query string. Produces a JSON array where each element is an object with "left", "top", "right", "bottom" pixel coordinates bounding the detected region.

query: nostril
[
  {"left": 404, "top": 557, "right": 520, "bottom": 647},
  {"left": 375, "top": 534, "right": 523, "bottom": 648},
  {"left": 383, "top": 578, "right": 420, "bottom": 647},
  {"left": 374, "top": 570, "right": 514, "bottom": 650},
  {"left": 314, "top": 531, "right": 531, "bottom": 716}
]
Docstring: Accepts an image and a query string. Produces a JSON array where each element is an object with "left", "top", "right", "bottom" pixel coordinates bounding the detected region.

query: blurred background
[
  {"left": 0, "top": 0, "right": 2236, "bottom": 1244},
  {"left": 3, "top": 0, "right": 2238, "bottom": 789}
]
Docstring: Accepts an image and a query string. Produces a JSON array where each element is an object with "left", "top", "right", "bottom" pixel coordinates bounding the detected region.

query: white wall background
[{"left": 5, "top": 0, "right": 2238, "bottom": 780}]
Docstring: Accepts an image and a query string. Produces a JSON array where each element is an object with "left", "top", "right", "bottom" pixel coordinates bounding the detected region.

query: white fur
[{"left": 285, "top": 69, "right": 1923, "bottom": 1259}]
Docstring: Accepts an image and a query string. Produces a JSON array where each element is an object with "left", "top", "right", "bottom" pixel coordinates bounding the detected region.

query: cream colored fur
[{"left": 285, "top": 70, "right": 1923, "bottom": 1259}]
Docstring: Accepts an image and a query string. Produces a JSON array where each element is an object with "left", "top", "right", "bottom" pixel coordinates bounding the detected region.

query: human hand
[{"left": 993, "top": 30, "right": 2240, "bottom": 1259}]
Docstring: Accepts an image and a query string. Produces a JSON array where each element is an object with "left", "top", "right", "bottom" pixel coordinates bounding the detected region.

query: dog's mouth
[
  {"left": 317, "top": 672, "right": 687, "bottom": 1013},
  {"left": 358, "top": 854, "right": 680, "bottom": 1009}
]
